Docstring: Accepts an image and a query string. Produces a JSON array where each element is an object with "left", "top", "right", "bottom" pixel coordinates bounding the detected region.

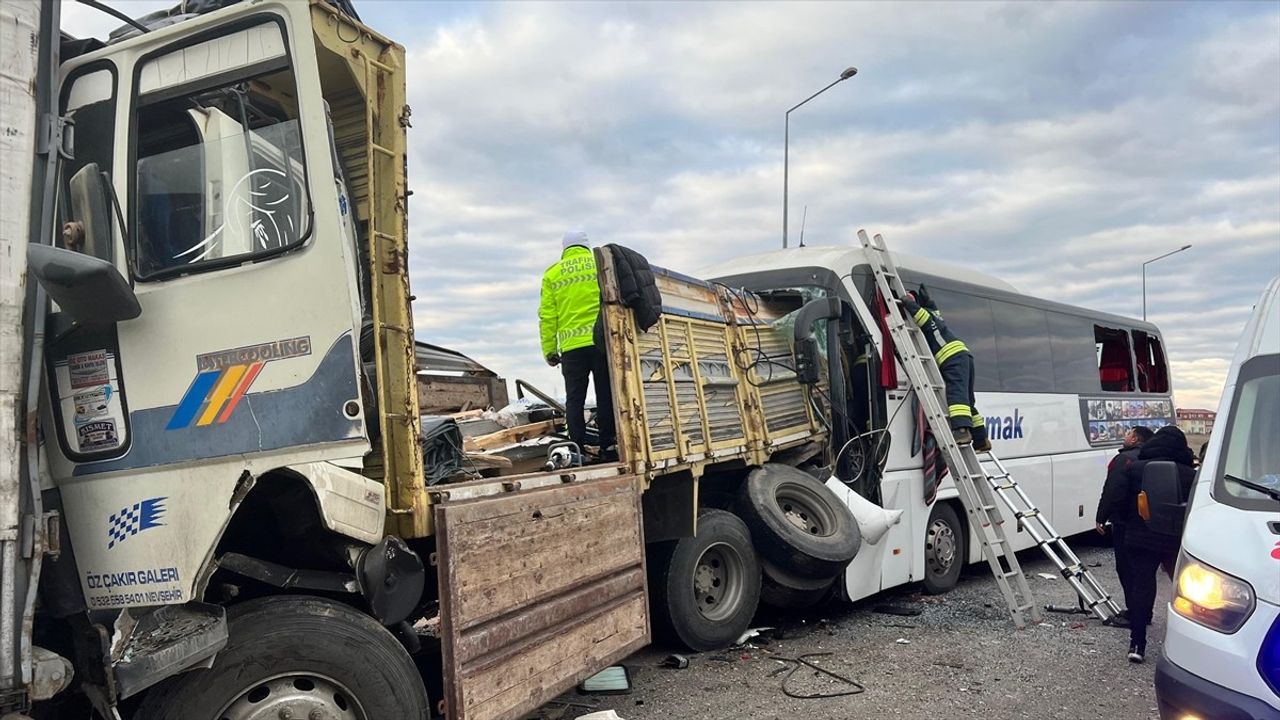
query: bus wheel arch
[{"left": 922, "top": 500, "right": 966, "bottom": 594}]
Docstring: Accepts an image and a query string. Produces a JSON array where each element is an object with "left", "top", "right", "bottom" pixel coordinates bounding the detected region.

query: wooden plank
[
  {"left": 462, "top": 420, "right": 558, "bottom": 452},
  {"left": 435, "top": 474, "right": 649, "bottom": 720},
  {"left": 463, "top": 453, "right": 512, "bottom": 471},
  {"left": 459, "top": 595, "right": 648, "bottom": 720}
]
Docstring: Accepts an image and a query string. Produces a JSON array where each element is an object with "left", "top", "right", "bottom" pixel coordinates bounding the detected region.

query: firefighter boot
[
  {"left": 952, "top": 427, "right": 972, "bottom": 446},
  {"left": 972, "top": 423, "right": 992, "bottom": 452}
]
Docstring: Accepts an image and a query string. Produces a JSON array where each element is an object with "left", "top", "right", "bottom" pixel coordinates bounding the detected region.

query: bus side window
[
  {"left": 1095, "top": 325, "right": 1134, "bottom": 392},
  {"left": 990, "top": 301, "right": 1053, "bottom": 392},
  {"left": 1132, "top": 330, "right": 1169, "bottom": 393},
  {"left": 1047, "top": 312, "right": 1101, "bottom": 393},
  {"left": 923, "top": 287, "right": 1000, "bottom": 392}
]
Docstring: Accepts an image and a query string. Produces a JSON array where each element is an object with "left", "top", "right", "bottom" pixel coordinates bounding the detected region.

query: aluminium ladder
[{"left": 857, "top": 230, "right": 1122, "bottom": 628}]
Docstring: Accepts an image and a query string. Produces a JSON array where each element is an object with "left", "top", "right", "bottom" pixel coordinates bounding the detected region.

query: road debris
[
  {"left": 769, "top": 653, "right": 866, "bottom": 699},
  {"left": 578, "top": 666, "right": 631, "bottom": 695},
  {"left": 660, "top": 654, "right": 689, "bottom": 670}
]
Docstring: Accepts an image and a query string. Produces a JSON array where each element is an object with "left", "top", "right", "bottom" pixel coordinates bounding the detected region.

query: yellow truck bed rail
[
  {"left": 310, "top": 2, "right": 428, "bottom": 537},
  {"left": 598, "top": 253, "right": 827, "bottom": 486}
]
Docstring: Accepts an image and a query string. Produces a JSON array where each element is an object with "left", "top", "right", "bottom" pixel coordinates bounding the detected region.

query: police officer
[
  {"left": 902, "top": 286, "right": 989, "bottom": 451},
  {"left": 538, "top": 230, "right": 616, "bottom": 455}
]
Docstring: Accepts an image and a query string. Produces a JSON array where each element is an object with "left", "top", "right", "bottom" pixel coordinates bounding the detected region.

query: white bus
[{"left": 703, "top": 244, "right": 1176, "bottom": 601}]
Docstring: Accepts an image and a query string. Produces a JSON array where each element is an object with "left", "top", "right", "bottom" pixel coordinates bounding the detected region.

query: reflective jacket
[
  {"left": 539, "top": 245, "right": 600, "bottom": 357},
  {"left": 902, "top": 296, "right": 968, "bottom": 366}
]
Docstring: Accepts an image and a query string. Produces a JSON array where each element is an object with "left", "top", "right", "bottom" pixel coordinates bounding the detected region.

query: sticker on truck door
[{"left": 52, "top": 348, "right": 129, "bottom": 457}]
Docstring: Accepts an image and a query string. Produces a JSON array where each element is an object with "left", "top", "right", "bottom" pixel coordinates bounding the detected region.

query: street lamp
[
  {"left": 1142, "top": 244, "right": 1192, "bottom": 320},
  {"left": 783, "top": 66, "right": 857, "bottom": 249}
]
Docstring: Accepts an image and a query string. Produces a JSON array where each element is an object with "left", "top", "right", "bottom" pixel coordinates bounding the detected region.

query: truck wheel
[
  {"left": 736, "top": 464, "right": 862, "bottom": 580},
  {"left": 759, "top": 559, "right": 835, "bottom": 610},
  {"left": 923, "top": 502, "right": 965, "bottom": 594},
  {"left": 137, "top": 595, "right": 429, "bottom": 720},
  {"left": 649, "top": 509, "right": 761, "bottom": 651}
]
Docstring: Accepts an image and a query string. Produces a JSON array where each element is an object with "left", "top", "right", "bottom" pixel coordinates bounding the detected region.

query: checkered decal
[{"left": 107, "top": 497, "right": 166, "bottom": 549}]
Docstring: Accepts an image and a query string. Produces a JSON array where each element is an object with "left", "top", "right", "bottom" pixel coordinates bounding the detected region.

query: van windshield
[{"left": 1215, "top": 354, "right": 1280, "bottom": 510}]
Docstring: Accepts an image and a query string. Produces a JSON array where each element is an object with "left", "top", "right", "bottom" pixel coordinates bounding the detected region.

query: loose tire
[
  {"left": 649, "top": 509, "right": 762, "bottom": 651},
  {"left": 137, "top": 595, "right": 430, "bottom": 720},
  {"left": 923, "top": 502, "right": 965, "bottom": 594},
  {"left": 736, "top": 464, "right": 862, "bottom": 580},
  {"left": 759, "top": 559, "right": 835, "bottom": 610}
]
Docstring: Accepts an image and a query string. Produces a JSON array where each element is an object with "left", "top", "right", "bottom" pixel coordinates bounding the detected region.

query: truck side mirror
[
  {"left": 28, "top": 244, "right": 140, "bottom": 325},
  {"left": 67, "top": 163, "right": 114, "bottom": 264},
  {"left": 1140, "top": 460, "right": 1188, "bottom": 536}
]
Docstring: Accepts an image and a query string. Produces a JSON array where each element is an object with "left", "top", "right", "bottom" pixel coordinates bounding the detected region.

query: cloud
[
  {"left": 372, "top": 0, "right": 1279, "bottom": 411},
  {"left": 56, "top": 1, "right": 1280, "bottom": 411}
]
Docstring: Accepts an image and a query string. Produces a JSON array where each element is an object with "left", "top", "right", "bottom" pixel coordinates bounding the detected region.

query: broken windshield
[{"left": 132, "top": 67, "right": 310, "bottom": 280}]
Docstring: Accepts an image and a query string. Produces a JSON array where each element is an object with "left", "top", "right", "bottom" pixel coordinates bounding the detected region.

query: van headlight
[{"left": 1172, "top": 553, "right": 1255, "bottom": 633}]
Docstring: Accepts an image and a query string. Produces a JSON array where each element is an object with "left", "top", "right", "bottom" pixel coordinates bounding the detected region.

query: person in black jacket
[
  {"left": 1119, "top": 425, "right": 1195, "bottom": 663},
  {"left": 1095, "top": 425, "right": 1153, "bottom": 626}
]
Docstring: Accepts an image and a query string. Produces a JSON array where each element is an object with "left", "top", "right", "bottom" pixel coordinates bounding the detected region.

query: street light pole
[
  {"left": 1141, "top": 244, "right": 1192, "bottom": 320},
  {"left": 783, "top": 66, "right": 857, "bottom": 249}
]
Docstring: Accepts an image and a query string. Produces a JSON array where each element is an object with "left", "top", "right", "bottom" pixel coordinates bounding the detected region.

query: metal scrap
[{"left": 768, "top": 653, "right": 866, "bottom": 699}]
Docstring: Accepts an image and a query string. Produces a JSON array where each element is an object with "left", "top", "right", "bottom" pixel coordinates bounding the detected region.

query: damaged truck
[
  {"left": 2, "top": 1, "right": 855, "bottom": 718},
  {"left": 1, "top": 0, "right": 1178, "bottom": 718}
]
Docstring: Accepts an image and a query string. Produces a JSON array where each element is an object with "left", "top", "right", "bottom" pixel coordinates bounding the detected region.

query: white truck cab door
[{"left": 45, "top": 7, "right": 368, "bottom": 611}]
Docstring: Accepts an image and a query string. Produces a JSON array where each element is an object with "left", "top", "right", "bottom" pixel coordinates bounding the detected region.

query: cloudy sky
[{"left": 65, "top": 0, "right": 1280, "bottom": 411}]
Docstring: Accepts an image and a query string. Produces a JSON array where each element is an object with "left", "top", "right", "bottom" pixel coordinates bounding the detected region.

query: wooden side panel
[{"left": 436, "top": 474, "right": 649, "bottom": 720}]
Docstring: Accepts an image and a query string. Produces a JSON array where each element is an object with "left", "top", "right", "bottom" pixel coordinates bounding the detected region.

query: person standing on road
[
  {"left": 902, "top": 286, "right": 990, "bottom": 451},
  {"left": 1095, "top": 425, "right": 1153, "bottom": 626},
  {"left": 538, "top": 230, "right": 616, "bottom": 456},
  {"left": 1119, "top": 425, "right": 1195, "bottom": 663}
]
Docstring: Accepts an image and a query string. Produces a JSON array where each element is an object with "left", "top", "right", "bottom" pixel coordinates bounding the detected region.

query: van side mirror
[
  {"left": 28, "top": 244, "right": 140, "bottom": 325},
  {"left": 1140, "top": 460, "right": 1188, "bottom": 536}
]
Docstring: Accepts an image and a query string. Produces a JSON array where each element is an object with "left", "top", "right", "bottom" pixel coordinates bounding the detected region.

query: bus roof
[
  {"left": 699, "top": 244, "right": 1020, "bottom": 294},
  {"left": 700, "top": 243, "right": 1161, "bottom": 333}
]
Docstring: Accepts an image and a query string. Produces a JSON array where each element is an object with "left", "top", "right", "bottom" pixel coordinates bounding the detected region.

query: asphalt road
[{"left": 536, "top": 541, "right": 1171, "bottom": 720}]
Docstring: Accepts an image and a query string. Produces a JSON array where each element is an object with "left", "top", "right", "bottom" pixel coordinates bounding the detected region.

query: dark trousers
[
  {"left": 1112, "top": 523, "right": 1133, "bottom": 609},
  {"left": 561, "top": 346, "right": 616, "bottom": 449},
  {"left": 940, "top": 352, "right": 980, "bottom": 431},
  {"left": 1123, "top": 541, "right": 1176, "bottom": 647}
]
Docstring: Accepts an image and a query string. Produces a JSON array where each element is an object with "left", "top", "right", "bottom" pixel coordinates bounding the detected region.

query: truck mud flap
[{"left": 433, "top": 470, "right": 650, "bottom": 720}]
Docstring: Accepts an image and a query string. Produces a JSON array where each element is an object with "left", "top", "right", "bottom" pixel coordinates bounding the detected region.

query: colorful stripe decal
[
  {"left": 197, "top": 364, "right": 247, "bottom": 427},
  {"left": 166, "top": 371, "right": 222, "bottom": 430},
  {"left": 217, "top": 362, "right": 264, "bottom": 424},
  {"left": 167, "top": 362, "right": 267, "bottom": 430}
]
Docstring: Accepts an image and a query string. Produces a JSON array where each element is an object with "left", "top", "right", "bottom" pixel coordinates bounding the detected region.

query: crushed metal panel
[{"left": 435, "top": 473, "right": 649, "bottom": 720}]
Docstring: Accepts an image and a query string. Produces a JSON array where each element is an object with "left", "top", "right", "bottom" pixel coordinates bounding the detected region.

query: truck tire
[
  {"left": 923, "top": 501, "right": 965, "bottom": 594},
  {"left": 136, "top": 595, "right": 429, "bottom": 720},
  {"left": 649, "top": 509, "right": 761, "bottom": 651},
  {"left": 759, "top": 559, "right": 835, "bottom": 610},
  {"left": 736, "top": 464, "right": 862, "bottom": 580}
]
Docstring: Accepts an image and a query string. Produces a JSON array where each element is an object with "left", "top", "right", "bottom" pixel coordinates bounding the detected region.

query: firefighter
[
  {"left": 538, "top": 230, "right": 616, "bottom": 455},
  {"left": 901, "top": 286, "right": 990, "bottom": 451}
]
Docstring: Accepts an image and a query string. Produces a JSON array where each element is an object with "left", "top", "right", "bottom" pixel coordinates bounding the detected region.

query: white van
[{"left": 1155, "top": 276, "right": 1280, "bottom": 720}]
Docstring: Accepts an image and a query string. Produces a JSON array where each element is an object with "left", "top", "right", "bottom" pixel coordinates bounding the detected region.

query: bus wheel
[
  {"left": 137, "top": 595, "right": 429, "bottom": 720},
  {"left": 923, "top": 502, "right": 965, "bottom": 594},
  {"left": 649, "top": 509, "right": 761, "bottom": 651}
]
